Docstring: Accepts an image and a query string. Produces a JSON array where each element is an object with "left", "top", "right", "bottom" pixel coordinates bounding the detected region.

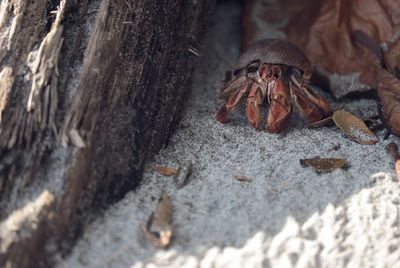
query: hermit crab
[{"left": 215, "top": 39, "right": 333, "bottom": 133}]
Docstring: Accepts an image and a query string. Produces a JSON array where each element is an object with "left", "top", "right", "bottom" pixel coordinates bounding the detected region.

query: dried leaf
[
  {"left": 286, "top": 0, "right": 400, "bottom": 98},
  {"left": 141, "top": 191, "right": 173, "bottom": 248},
  {"left": 243, "top": 0, "right": 400, "bottom": 98},
  {"left": 384, "top": 40, "right": 400, "bottom": 78},
  {"left": 173, "top": 161, "right": 192, "bottom": 189},
  {"left": 376, "top": 66, "right": 400, "bottom": 135},
  {"left": 332, "top": 110, "right": 378, "bottom": 145},
  {"left": 300, "top": 157, "right": 347, "bottom": 172},
  {"left": 155, "top": 166, "right": 179, "bottom": 176},
  {"left": 234, "top": 175, "right": 253, "bottom": 182}
]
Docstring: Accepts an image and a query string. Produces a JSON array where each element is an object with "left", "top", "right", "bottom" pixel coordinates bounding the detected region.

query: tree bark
[{"left": 0, "top": 0, "right": 215, "bottom": 267}]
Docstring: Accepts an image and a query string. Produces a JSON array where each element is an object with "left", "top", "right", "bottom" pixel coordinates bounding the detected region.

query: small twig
[
  {"left": 234, "top": 175, "right": 253, "bottom": 182},
  {"left": 188, "top": 46, "right": 200, "bottom": 57}
]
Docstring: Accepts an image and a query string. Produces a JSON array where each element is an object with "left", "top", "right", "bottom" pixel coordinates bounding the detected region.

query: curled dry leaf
[
  {"left": 242, "top": 0, "right": 400, "bottom": 98},
  {"left": 141, "top": 191, "right": 173, "bottom": 248},
  {"left": 286, "top": 0, "right": 400, "bottom": 98},
  {"left": 234, "top": 175, "right": 253, "bottom": 182},
  {"left": 155, "top": 166, "right": 179, "bottom": 176},
  {"left": 376, "top": 66, "right": 400, "bottom": 136},
  {"left": 173, "top": 161, "right": 192, "bottom": 189},
  {"left": 300, "top": 157, "right": 347, "bottom": 172},
  {"left": 332, "top": 110, "right": 378, "bottom": 145},
  {"left": 384, "top": 41, "right": 400, "bottom": 79}
]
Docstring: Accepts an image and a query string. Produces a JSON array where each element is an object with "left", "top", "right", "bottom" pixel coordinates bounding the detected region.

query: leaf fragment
[
  {"left": 234, "top": 175, "right": 253, "bottom": 182},
  {"left": 332, "top": 110, "right": 378, "bottom": 145},
  {"left": 155, "top": 166, "right": 179, "bottom": 176},
  {"left": 300, "top": 157, "right": 347, "bottom": 172},
  {"left": 376, "top": 66, "right": 400, "bottom": 135},
  {"left": 141, "top": 191, "right": 173, "bottom": 248},
  {"left": 173, "top": 161, "right": 192, "bottom": 189}
]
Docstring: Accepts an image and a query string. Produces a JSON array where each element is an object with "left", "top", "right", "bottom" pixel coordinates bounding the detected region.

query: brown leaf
[
  {"left": 234, "top": 175, "right": 253, "bottom": 182},
  {"left": 384, "top": 37, "right": 400, "bottom": 79},
  {"left": 332, "top": 110, "right": 378, "bottom": 145},
  {"left": 243, "top": 0, "right": 400, "bottom": 98},
  {"left": 376, "top": 66, "right": 400, "bottom": 135},
  {"left": 155, "top": 166, "right": 179, "bottom": 176},
  {"left": 141, "top": 191, "right": 173, "bottom": 248},
  {"left": 300, "top": 157, "right": 347, "bottom": 172},
  {"left": 285, "top": 0, "right": 399, "bottom": 98}
]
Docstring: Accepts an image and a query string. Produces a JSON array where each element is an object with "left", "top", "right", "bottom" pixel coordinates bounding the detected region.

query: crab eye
[
  {"left": 246, "top": 60, "right": 260, "bottom": 74},
  {"left": 247, "top": 65, "right": 258, "bottom": 73}
]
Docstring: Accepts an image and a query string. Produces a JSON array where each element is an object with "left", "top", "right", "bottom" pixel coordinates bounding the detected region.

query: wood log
[{"left": 0, "top": 0, "right": 215, "bottom": 266}]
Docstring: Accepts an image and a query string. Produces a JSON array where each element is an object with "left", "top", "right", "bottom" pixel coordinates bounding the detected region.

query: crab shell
[
  {"left": 235, "top": 39, "right": 312, "bottom": 84},
  {"left": 215, "top": 38, "right": 333, "bottom": 133}
]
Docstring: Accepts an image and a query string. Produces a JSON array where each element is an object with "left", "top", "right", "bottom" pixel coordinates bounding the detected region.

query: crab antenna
[{"left": 290, "top": 75, "right": 302, "bottom": 88}]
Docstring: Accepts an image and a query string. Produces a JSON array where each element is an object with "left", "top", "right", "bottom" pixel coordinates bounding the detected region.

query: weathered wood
[{"left": 0, "top": 0, "right": 215, "bottom": 266}]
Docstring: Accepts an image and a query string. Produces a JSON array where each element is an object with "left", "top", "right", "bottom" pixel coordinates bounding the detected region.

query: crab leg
[
  {"left": 266, "top": 78, "right": 292, "bottom": 133},
  {"left": 246, "top": 83, "right": 264, "bottom": 130},
  {"left": 215, "top": 81, "right": 249, "bottom": 123},
  {"left": 290, "top": 76, "right": 332, "bottom": 123},
  {"left": 218, "top": 74, "right": 248, "bottom": 98}
]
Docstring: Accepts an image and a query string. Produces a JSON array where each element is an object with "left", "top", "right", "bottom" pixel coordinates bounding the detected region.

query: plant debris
[
  {"left": 234, "top": 175, "right": 253, "bottom": 182},
  {"left": 173, "top": 161, "right": 192, "bottom": 189},
  {"left": 376, "top": 66, "right": 400, "bottom": 136},
  {"left": 242, "top": 0, "right": 400, "bottom": 98},
  {"left": 300, "top": 157, "right": 347, "bottom": 172},
  {"left": 307, "top": 116, "right": 333, "bottom": 128},
  {"left": 332, "top": 110, "right": 378, "bottom": 145},
  {"left": 141, "top": 191, "right": 173, "bottom": 248},
  {"left": 155, "top": 166, "right": 179, "bottom": 176}
]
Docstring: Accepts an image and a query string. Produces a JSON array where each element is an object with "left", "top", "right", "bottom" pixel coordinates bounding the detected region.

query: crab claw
[
  {"left": 215, "top": 104, "right": 230, "bottom": 123},
  {"left": 266, "top": 78, "right": 292, "bottom": 133},
  {"left": 215, "top": 80, "right": 249, "bottom": 123},
  {"left": 246, "top": 83, "right": 264, "bottom": 130},
  {"left": 290, "top": 76, "right": 332, "bottom": 123}
]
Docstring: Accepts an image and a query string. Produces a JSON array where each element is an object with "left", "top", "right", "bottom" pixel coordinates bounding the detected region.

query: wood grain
[{"left": 0, "top": 0, "right": 215, "bottom": 266}]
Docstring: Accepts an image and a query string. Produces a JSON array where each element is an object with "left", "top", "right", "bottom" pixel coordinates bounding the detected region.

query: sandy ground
[{"left": 57, "top": 3, "right": 400, "bottom": 267}]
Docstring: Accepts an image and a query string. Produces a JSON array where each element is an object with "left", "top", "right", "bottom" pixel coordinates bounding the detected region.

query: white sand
[{"left": 57, "top": 3, "right": 400, "bottom": 267}]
